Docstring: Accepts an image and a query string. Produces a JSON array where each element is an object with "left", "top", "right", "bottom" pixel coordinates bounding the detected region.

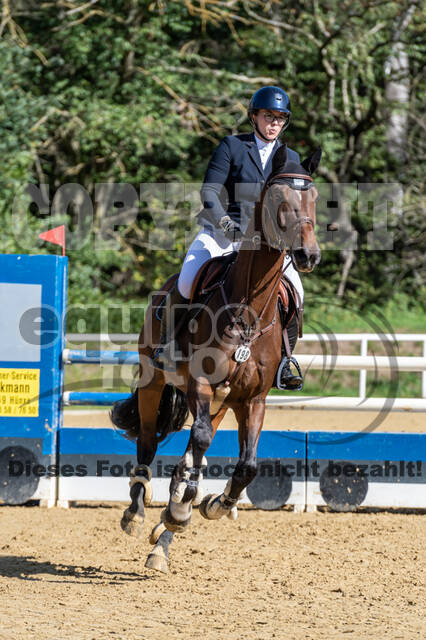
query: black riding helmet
[{"left": 247, "top": 86, "right": 291, "bottom": 138}]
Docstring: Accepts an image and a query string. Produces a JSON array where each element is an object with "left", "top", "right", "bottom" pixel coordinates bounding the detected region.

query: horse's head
[{"left": 261, "top": 144, "right": 322, "bottom": 272}]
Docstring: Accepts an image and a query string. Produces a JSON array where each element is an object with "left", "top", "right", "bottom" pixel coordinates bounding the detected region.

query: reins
[
  {"left": 197, "top": 170, "right": 314, "bottom": 382},
  {"left": 221, "top": 171, "right": 313, "bottom": 351},
  {"left": 226, "top": 173, "right": 314, "bottom": 358}
]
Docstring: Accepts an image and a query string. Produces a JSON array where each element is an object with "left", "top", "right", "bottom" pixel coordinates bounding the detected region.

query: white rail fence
[{"left": 66, "top": 333, "right": 426, "bottom": 412}]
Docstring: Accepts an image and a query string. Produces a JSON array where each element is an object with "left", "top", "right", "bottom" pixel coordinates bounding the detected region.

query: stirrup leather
[{"left": 150, "top": 343, "right": 179, "bottom": 371}]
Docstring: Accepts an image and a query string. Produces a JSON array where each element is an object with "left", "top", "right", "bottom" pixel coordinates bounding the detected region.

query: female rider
[{"left": 151, "top": 86, "right": 303, "bottom": 389}]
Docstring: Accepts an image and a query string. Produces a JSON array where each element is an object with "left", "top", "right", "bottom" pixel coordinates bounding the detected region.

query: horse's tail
[
  {"left": 110, "top": 390, "right": 140, "bottom": 440},
  {"left": 156, "top": 384, "right": 189, "bottom": 443},
  {"left": 110, "top": 385, "right": 188, "bottom": 443}
]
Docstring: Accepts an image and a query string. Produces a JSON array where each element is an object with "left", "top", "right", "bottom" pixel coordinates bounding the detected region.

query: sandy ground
[
  {"left": 0, "top": 504, "right": 424, "bottom": 640},
  {"left": 64, "top": 407, "right": 426, "bottom": 432},
  {"left": 2, "top": 407, "right": 422, "bottom": 638}
]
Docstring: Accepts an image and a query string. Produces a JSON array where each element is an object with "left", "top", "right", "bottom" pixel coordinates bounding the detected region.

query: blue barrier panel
[
  {"left": 63, "top": 392, "right": 131, "bottom": 406},
  {"left": 0, "top": 254, "right": 68, "bottom": 505},
  {"left": 64, "top": 350, "right": 138, "bottom": 365},
  {"left": 57, "top": 428, "right": 307, "bottom": 510},
  {"left": 306, "top": 431, "right": 426, "bottom": 511}
]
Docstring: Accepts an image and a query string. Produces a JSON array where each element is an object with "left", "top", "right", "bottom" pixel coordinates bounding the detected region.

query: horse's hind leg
[
  {"left": 146, "top": 402, "right": 226, "bottom": 573},
  {"left": 121, "top": 377, "right": 165, "bottom": 537},
  {"left": 158, "top": 377, "right": 217, "bottom": 535},
  {"left": 160, "top": 380, "right": 213, "bottom": 534}
]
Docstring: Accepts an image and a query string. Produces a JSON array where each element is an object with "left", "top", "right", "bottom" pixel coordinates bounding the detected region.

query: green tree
[{"left": 0, "top": 0, "right": 424, "bottom": 330}]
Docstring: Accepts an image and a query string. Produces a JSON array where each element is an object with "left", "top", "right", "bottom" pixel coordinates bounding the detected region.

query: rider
[{"left": 151, "top": 86, "right": 304, "bottom": 389}]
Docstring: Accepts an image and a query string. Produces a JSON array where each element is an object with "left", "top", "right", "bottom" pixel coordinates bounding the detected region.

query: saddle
[
  {"left": 154, "top": 253, "right": 238, "bottom": 326},
  {"left": 189, "top": 252, "right": 238, "bottom": 304}
]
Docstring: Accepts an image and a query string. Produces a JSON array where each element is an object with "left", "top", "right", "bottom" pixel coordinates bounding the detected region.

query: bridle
[
  {"left": 268, "top": 172, "right": 314, "bottom": 185},
  {"left": 260, "top": 172, "right": 316, "bottom": 251}
]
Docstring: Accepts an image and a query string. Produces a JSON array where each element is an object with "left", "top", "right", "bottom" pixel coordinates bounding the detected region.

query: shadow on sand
[{"left": 0, "top": 555, "right": 154, "bottom": 583}]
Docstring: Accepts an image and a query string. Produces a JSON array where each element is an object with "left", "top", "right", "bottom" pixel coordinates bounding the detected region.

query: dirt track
[
  {"left": 0, "top": 504, "right": 424, "bottom": 640},
  {"left": 63, "top": 407, "right": 426, "bottom": 432}
]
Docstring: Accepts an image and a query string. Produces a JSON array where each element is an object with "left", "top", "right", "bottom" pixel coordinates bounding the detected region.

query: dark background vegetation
[{"left": 1, "top": 0, "right": 424, "bottom": 332}]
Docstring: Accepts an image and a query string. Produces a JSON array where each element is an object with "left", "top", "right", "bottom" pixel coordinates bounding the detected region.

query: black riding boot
[
  {"left": 150, "top": 286, "right": 189, "bottom": 370},
  {"left": 277, "top": 314, "right": 303, "bottom": 391}
]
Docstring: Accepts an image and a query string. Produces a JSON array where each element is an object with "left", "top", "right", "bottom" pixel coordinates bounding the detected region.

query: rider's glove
[{"left": 218, "top": 215, "right": 242, "bottom": 242}]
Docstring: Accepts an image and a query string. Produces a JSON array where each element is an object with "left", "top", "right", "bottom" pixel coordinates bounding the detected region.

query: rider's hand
[{"left": 219, "top": 215, "right": 242, "bottom": 242}]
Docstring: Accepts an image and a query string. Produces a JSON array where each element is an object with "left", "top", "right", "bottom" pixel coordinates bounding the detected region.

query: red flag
[{"left": 38, "top": 225, "right": 66, "bottom": 256}]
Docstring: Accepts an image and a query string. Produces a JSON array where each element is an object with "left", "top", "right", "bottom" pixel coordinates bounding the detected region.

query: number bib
[{"left": 234, "top": 345, "right": 251, "bottom": 363}]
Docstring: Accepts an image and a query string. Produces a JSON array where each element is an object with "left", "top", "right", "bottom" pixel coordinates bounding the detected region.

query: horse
[{"left": 110, "top": 143, "right": 322, "bottom": 573}]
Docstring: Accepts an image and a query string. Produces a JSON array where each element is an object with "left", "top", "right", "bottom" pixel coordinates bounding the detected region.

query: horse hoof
[
  {"left": 145, "top": 552, "right": 168, "bottom": 574},
  {"left": 149, "top": 522, "right": 166, "bottom": 545},
  {"left": 120, "top": 509, "right": 143, "bottom": 537},
  {"left": 198, "top": 494, "right": 217, "bottom": 520},
  {"left": 199, "top": 494, "right": 237, "bottom": 520}
]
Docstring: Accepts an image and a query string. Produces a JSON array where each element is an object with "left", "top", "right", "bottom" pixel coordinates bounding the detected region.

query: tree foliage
[{"left": 0, "top": 0, "right": 424, "bottom": 328}]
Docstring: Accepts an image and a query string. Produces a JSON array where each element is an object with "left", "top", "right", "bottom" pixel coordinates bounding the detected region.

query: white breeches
[{"left": 177, "top": 227, "right": 304, "bottom": 304}]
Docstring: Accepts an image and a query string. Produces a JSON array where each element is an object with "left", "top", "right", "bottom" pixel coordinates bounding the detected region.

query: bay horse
[{"left": 110, "top": 143, "right": 321, "bottom": 573}]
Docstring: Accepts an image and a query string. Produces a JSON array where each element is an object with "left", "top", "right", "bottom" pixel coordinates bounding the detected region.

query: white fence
[{"left": 66, "top": 333, "right": 426, "bottom": 412}]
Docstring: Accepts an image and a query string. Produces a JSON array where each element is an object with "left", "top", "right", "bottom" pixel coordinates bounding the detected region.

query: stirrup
[{"left": 276, "top": 356, "right": 303, "bottom": 391}]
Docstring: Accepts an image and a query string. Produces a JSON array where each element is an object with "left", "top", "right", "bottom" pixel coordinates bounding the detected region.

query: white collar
[{"left": 254, "top": 134, "right": 277, "bottom": 151}]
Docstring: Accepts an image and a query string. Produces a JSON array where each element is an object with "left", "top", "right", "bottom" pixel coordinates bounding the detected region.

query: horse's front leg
[
  {"left": 200, "top": 397, "right": 265, "bottom": 520},
  {"left": 161, "top": 377, "right": 214, "bottom": 533}
]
